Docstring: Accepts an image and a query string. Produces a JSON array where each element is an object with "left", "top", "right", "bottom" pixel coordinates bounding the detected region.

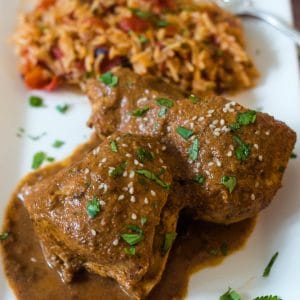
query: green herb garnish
[
  {"left": 221, "top": 176, "right": 237, "bottom": 193},
  {"left": 220, "top": 288, "right": 241, "bottom": 300},
  {"left": 29, "top": 95, "right": 44, "bottom": 107},
  {"left": 0, "top": 232, "right": 9, "bottom": 240},
  {"left": 194, "top": 175, "right": 205, "bottom": 185},
  {"left": 263, "top": 252, "right": 279, "bottom": 277},
  {"left": 86, "top": 197, "right": 101, "bottom": 218},
  {"left": 137, "top": 148, "right": 154, "bottom": 163},
  {"left": 156, "top": 98, "right": 173, "bottom": 108},
  {"left": 291, "top": 152, "right": 297, "bottom": 159},
  {"left": 130, "top": 8, "right": 152, "bottom": 20},
  {"left": 110, "top": 140, "right": 118, "bottom": 153},
  {"left": 124, "top": 246, "right": 136, "bottom": 256},
  {"left": 237, "top": 110, "right": 257, "bottom": 125},
  {"left": 99, "top": 71, "right": 118, "bottom": 87},
  {"left": 109, "top": 161, "right": 127, "bottom": 178},
  {"left": 46, "top": 157, "right": 55, "bottom": 162},
  {"left": 233, "top": 135, "right": 251, "bottom": 161},
  {"left": 253, "top": 296, "right": 282, "bottom": 300},
  {"left": 229, "top": 123, "right": 240, "bottom": 132},
  {"left": 162, "top": 232, "right": 177, "bottom": 254},
  {"left": 32, "top": 151, "right": 50, "bottom": 169},
  {"left": 139, "top": 34, "right": 148, "bottom": 44},
  {"left": 27, "top": 132, "right": 47, "bottom": 141},
  {"left": 158, "top": 107, "right": 168, "bottom": 117},
  {"left": 56, "top": 104, "right": 70, "bottom": 114},
  {"left": 135, "top": 169, "right": 170, "bottom": 189},
  {"left": 141, "top": 217, "right": 147, "bottom": 226},
  {"left": 52, "top": 140, "right": 65, "bottom": 148},
  {"left": 176, "top": 126, "right": 194, "bottom": 140},
  {"left": 188, "top": 138, "right": 199, "bottom": 161},
  {"left": 156, "top": 19, "right": 169, "bottom": 27},
  {"left": 121, "top": 225, "right": 144, "bottom": 246},
  {"left": 189, "top": 94, "right": 200, "bottom": 104},
  {"left": 131, "top": 107, "right": 149, "bottom": 117}
]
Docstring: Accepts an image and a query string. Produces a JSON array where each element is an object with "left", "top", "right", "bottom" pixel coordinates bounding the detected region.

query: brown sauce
[{"left": 0, "top": 138, "right": 255, "bottom": 300}]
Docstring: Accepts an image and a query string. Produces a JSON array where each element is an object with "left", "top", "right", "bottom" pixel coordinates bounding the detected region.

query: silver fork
[{"left": 216, "top": 0, "right": 300, "bottom": 46}]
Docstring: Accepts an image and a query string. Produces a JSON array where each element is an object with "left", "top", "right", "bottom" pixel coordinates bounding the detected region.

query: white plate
[{"left": 0, "top": 0, "right": 299, "bottom": 299}]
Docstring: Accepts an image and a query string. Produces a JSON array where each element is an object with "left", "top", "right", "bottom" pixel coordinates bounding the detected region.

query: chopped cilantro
[
  {"left": 135, "top": 169, "right": 171, "bottom": 189},
  {"left": 46, "top": 157, "right": 55, "bottom": 162},
  {"left": 99, "top": 71, "right": 119, "bottom": 87},
  {"left": 188, "top": 138, "right": 199, "bottom": 161},
  {"left": 237, "top": 110, "right": 257, "bottom": 125},
  {"left": 109, "top": 161, "right": 127, "bottom": 178},
  {"left": 290, "top": 152, "right": 297, "bottom": 159},
  {"left": 229, "top": 123, "right": 240, "bottom": 132},
  {"left": 137, "top": 148, "right": 154, "bottom": 163},
  {"left": 124, "top": 246, "right": 136, "bottom": 256},
  {"left": 194, "top": 175, "right": 205, "bottom": 185},
  {"left": 253, "top": 296, "right": 282, "bottom": 300},
  {"left": 233, "top": 135, "right": 251, "bottom": 161},
  {"left": 29, "top": 95, "right": 44, "bottom": 107},
  {"left": 130, "top": 8, "right": 152, "bottom": 20},
  {"left": 86, "top": 197, "right": 101, "bottom": 218},
  {"left": 156, "top": 19, "right": 169, "bottom": 27},
  {"left": 220, "top": 288, "right": 241, "bottom": 300},
  {"left": 263, "top": 252, "right": 279, "bottom": 277},
  {"left": 28, "top": 132, "right": 47, "bottom": 141},
  {"left": 121, "top": 225, "right": 144, "bottom": 246},
  {"left": 176, "top": 126, "right": 194, "bottom": 140},
  {"left": 32, "top": 151, "right": 48, "bottom": 169},
  {"left": 56, "top": 104, "right": 70, "bottom": 114},
  {"left": 189, "top": 94, "right": 200, "bottom": 103},
  {"left": 52, "top": 140, "right": 65, "bottom": 148},
  {"left": 221, "top": 176, "right": 237, "bottom": 193},
  {"left": 110, "top": 140, "right": 118, "bottom": 153},
  {"left": 141, "top": 217, "right": 147, "bottom": 226},
  {"left": 162, "top": 232, "right": 177, "bottom": 254},
  {"left": 158, "top": 107, "right": 168, "bottom": 117},
  {"left": 131, "top": 107, "right": 149, "bottom": 117},
  {"left": 139, "top": 34, "right": 148, "bottom": 44},
  {"left": 156, "top": 98, "right": 173, "bottom": 108},
  {"left": 0, "top": 232, "right": 9, "bottom": 240}
]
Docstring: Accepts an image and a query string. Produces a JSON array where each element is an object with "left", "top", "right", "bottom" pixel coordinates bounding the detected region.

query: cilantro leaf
[
  {"left": 221, "top": 176, "right": 237, "bottom": 193},
  {"left": 86, "top": 197, "right": 101, "bottom": 218},
  {"left": 56, "top": 104, "right": 70, "bottom": 114},
  {"left": 124, "top": 246, "right": 136, "bottom": 256},
  {"left": 121, "top": 225, "right": 144, "bottom": 246},
  {"left": 220, "top": 288, "right": 241, "bottom": 300},
  {"left": 110, "top": 140, "right": 118, "bottom": 153},
  {"left": 52, "top": 140, "right": 65, "bottom": 148},
  {"left": 131, "top": 107, "right": 149, "bottom": 117},
  {"left": 237, "top": 110, "right": 257, "bottom": 125},
  {"left": 137, "top": 148, "right": 154, "bottom": 163},
  {"left": 32, "top": 151, "right": 47, "bottom": 169},
  {"left": 156, "top": 98, "right": 173, "bottom": 108},
  {"left": 109, "top": 161, "right": 127, "bottom": 178},
  {"left": 99, "top": 71, "right": 119, "bottom": 87},
  {"left": 176, "top": 126, "right": 194, "bottom": 140},
  {"left": 29, "top": 95, "right": 44, "bottom": 107},
  {"left": 188, "top": 138, "right": 199, "bottom": 161},
  {"left": 233, "top": 135, "right": 251, "bottom": 161},
  {"left": 194, "top": 175, "right": 205, "bottom": 185},
  {"left": 162, "top": 232, "right": 177, "bottom": 254},
  {"left": 135, "top": 169, "right": 171, "bottom": 189},
  {"left": 263, "top": 252, "right": 279, "bottom": 277},
  {"left": 189, "top": 94, "right": 201, "bottom": 104},
  {"left": 0, "top": 232, "right": 9, "bottom": 240}
]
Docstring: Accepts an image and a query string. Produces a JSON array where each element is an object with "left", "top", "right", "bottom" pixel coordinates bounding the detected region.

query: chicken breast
[
  {"left": 23, "top": 133, "right": 179, "bottom": 299},
  {"left": 86, "top": 68, "right": 296, "bottom": 223}
]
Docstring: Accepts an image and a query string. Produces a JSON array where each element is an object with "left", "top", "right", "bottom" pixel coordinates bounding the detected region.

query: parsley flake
[
  {"left": 176, "top": 126, "right": 194, "bottom": 140},
  {"left": 263, "top": 252, "right": 279, "bottom": 277},
  {"left": 233, "top": 135, "right": 251, "bottom": 161},
  {"left": 137, "top": 148, "right": 154, "bottom": 163},
  {"left": 99, "top": 71, "right": 119, "bottom": 87},
  {"left": 135, "top": 169, "right": 171, "bottom": 189},
  {"left": 109, "top": 161, "right": 127, "bottom": 178},
  {"left": 110, "top": 140, "right": 118, "bottom": 153},
  {"left": 0, "top": 232, "right": 9, "bottom": 240},
  {"left": 86, "top": 197, "right": 101, "bottom": 218},
  {"left": 121, "top": 225, "right": 144, "bottom": 246},
  {"left": 124, "top": 246, "right": 136, "bottom": 256},
  {"left": 221, "top": 176, "right": 237, "bottom": 193},
  {"left": 194, "top": 175, "right": 205, "bottom": 185},
  {"left": 56, "top": 104, "right": 70, "bottom": 114},
  {"left": 131, "top": 107, "right": 149, "bottom": 117},
  {"left": 29, "top": 95, "right": 44, "bottom": 107},
  {"left": 162, "top": 232, "right": 177, "bottom": 254},
  {"left": 156, "top": 98, "right": 173, "bottom": 108},
  {"left": 52, "top": 140, "right": 65, "bottom": 148},
  {"left": 220, "top": 288, "right": 241, "bottom": 300},
  {"left": 188, "top": 138, "right": 199, "bottom": 161}
]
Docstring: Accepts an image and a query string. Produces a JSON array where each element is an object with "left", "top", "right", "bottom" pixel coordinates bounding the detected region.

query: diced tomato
[
  {"left": 23, "top": 65, "right": 59, "bottom": 91},
  {"left": 119, "top": 16, "right": 151, "bottom": 33},
  {"left": 51, "top": 46, "right": 63, "bottom": 59},
  {"left": 100, "top": 56, "right": 122, "bottom": 73}
]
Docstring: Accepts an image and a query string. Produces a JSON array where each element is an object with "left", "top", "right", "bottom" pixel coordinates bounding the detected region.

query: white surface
[{"left": 0, "top": 0, "right": 299, "bottom": 299}]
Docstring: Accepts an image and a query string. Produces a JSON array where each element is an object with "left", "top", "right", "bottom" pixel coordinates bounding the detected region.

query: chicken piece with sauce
[
  {"left": 22, "top": 133, "right": 179, "bottom": 299},
  {"left": 86, "top": 68, "right": 296, "bottom": 224}
]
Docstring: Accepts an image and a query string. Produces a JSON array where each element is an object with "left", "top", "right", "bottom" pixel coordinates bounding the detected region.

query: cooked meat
[
  {"left": 23, "top": 133, "right": 180, "bottom": 299},
  {"left": 86, "top": 69, "right": 296, "bottom": 224}
]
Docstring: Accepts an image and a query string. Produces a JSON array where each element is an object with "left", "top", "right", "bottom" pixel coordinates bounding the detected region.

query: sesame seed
[
  {"left": 255, "top": 181, "right": 259, "bottom": 188},
  {"left": 100, "top": 200, "right": 106, "bottom": 206},
  {"left": 131, "top": 213, "right": 137, "bottom": 220},
  {"left": 227, "top": 150, "right": 232, "bottom": 157},
  {"left": 150, "top": 190, "right": 156, "bottom": 197},
  {"left": 91, "top": 229, "right": 97, "bottom": 236},
  {"left": 209, "top": 124, "right": 216, "bottom": 129},
  {"left": 207, "top": 114, "right": 212, "bottom": 118},
  {"left": 101, "top": 158, "right": 107, "bottom": 163},
  {"left": 159, "top": 158, "right": 164, "bottom": 164},
  {"left": 162, "top": 145, "right": 167, "bottom": 151},
  {"left": 118, "top": 195, "right": 125, "bottom": 201},
  {"left": 192, "top": 116, "right": 197, "bottom": 121},
  {"left": 112, "top": 239, "right": 119, "bottom": 246},
  {"left": 30, "top": 257, "right": 37, "bottom": 263},
  {"left": 213, "top": 120, "right": 218, "bottom": 125},
  {"left": 208, "top": 109, "right": 215, "bottom": 114},
  {"left": 130, "top": 196, "right": 136, "bottom": 203},
  {"left": 122, "top": 187, "right": 128, "bottom": 192},
  {"left": 116, "top": 137, "right": 120, "bottom": 141},
  {"left": 122, "top": 144, "right": 128, "bottom": 148},
  {"left": 92, "top": 147, "right": 100, "bottom": 156},
  {"left": 167, "top": 126, "right": 171, "bottom": 132},
  {"left": 265, "top": 130, "right": 270, "bottom": 136},
  {"left": 198, "top": 116, "right": 205, "bottom": 122},
  {"left": 129, "top": 170, "right": 135, "bottom": 178},
  {"left": 258, "top": 155, "right": 263, "bottom": 161},
  {"left": 255, "top": 130, "right": 260, "bottom": 135},
  {"left": 254, "top": 144, "right": 259, "bottom": 149},
  {"left": 134, "top": 159, "right": 139, "bottom": 165},
  {"left": 128, "top": 181, "right": 133, "bottom": 188},
  {"left": 220, "top": 119, "right": 225, "bottom": 126},
  {"left": 148, "top": 143, "right": 152, "bottom": 149},
  {"left": 84, "top": 168, "right": 90, "bottom": 174},
  {"left": 229, "top": 145, "right": 234, "bottom": 151},
  {"left": 251, "top": 194, "right": 256, "bottom": 200},
  {"left": 126, "top": 153, "right": 132, "bottom": 158},
  {"left": 214, "top": 158, "right": 222, "bottom": 167},
  {"left": 208, "top": 161, "right": 214, "bottom": 167},
  {"left": 123, "top": 171, "right": 128, "bottom": 177},
  {"left": 190, "top": 123, "right": 194, "bottom": 129},
  {"left": 129, "top": 187, "right": 134, "bottom": 194},
  {"left": 162, "top": 165, "right": 167, "bottom": 169},
  {"left": 143, "top": 117, "right": 148, "bottom": 121},
  {"left": 213, "top": 131, "right": 220, "bottom": 137},
  {"left": 144, "top": 197, "right": 149, "bottom": 204}
]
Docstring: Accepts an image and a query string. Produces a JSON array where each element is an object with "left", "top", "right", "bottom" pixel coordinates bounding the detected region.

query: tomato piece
[
  {"left": 119, "top": 16, "right": 150, "bottom": 33},
  {"left": 100, "top": 56, "right": 122, "bottom": 73},
  {"left": 43, "top": 76, "right": 59, "bottom": 91}
]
